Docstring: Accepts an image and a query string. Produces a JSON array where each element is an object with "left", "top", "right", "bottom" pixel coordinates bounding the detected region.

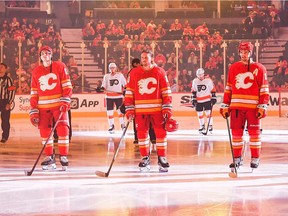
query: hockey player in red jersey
[
  {"left": 220, "top": 42, "right": 269, "bottom": 170},
  {"left": 29, "top": 46, "right": 73, "bottom": 171},
  {"left": 124, "top": 49, "right": 173, "bottom": 172},
  {"left": 191, "top": 68, "right": 217, "bottom": 134}
]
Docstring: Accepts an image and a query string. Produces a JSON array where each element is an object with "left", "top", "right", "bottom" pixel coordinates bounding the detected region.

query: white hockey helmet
[
  {"left": 196, "top": 68, "right": 205, "bottom": 78},
  {"left": 108, "top": 62, "right": 117, "bottom": 72}
]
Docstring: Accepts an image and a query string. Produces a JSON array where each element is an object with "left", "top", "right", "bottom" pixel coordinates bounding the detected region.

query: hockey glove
[
  {"left": 162, "top": 109, "right": 172, "bottom": 119},
  {"left": 125, "top": 109, "right": 135, "bottom": 121},
  {"left": 60, "top": 102, "right": 70, "bottom": 112},
  {"left": 257, "top": 104, "right": 267, "bottom": 119},
  {"left": 30, "top": 113, "right": 40, "bottom": 127},
  {"left": 220, "top": 103, "right": 230, "bottom": 119},
  {"left": 191, "top": 99, "right": 197, "bottom": 107},
  {"left": 119, "top": 103, "right": 126, "bottom": 114},
  {"left": 96, "top": 86, "right": 104, "bottom": 93},
  {"left": 211, "top": 98, "right": 217, "bottom": 105},
  {"left": 211, "top": 92, "right": 217, "bottom": 105}
]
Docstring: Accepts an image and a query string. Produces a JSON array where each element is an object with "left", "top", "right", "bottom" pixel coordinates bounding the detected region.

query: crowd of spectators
[
  {"left": 95, "top": 1, "right": 152, "bottom": 9},
  {"left": 5, "top": 1, "right": 39, "bottom": 8},
  {"left": 82, "top": 2, "right": 280, "bottom": 93},
  {"left": 0, "top": 0, "right": 285, "bottom": 94},
  {"left": 0, "top": 15, "right": 87, "bottom": 94}
]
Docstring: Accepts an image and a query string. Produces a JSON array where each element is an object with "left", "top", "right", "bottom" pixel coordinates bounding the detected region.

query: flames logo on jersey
[
  {"left": 235, "top": 72, "right": 254, "bottom": 89},
  {"left": 138, "top": 77, "right": 157, "bottom": 95},
  {"left": 39, "top": 73, "right": 57, "bottom": 91}
]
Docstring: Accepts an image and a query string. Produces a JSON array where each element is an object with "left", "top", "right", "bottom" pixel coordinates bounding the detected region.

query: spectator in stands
[
  {"left": 169, "top": 19, "right": 182, "bottom": 32},
  {"left": 134, "top": 18, "right": 146, "bottom": 35},
  {"left": 269, "top": 4, "right": 280, "bottom": 15},
  {"left": 215, "top": 78, "right": 224, "bottom": 92},
  {"left": 273, "top": 59, "right": 287, "bottom": 87},
  {"left": 82, "top": 22, "right": 95, "bottom": 41},
  {"left": 269, "top": 11, "right": 281, "bottom": 42},
  {"left": 251, "top": 11, "right": 265, "bottom": 38},
  {"left": 68, "top": 0, "right": 80, "bottom": 27},
  {"left": 195, "top": 22, "right": 209, "bottom": 40},
  {"left": 126, "top": 19, "right": 135, "bottom": 35},
  {"left": 147, "top": 20, "right": 157, "bottom": 30},
  {"left": 204, "top": 56, "right": 217, "bottom": 74},
  {"left": 1, "top": 20, "right": 10, "bottom": 32},
  {"left": 10, "top": 17, "right": 20, "bottom": 29},
  {"left": 167, "top": 52, "right": 177, "bottom": 65},
  {"left": 182, "top": 24, "right": 194, "bottom": 42},
  {"left": 170, "top": 79, "right": 177, "bottom": 92},
  {"left": 32, "top": 18, "right": 42, "bottom": 31},
  {"left": 115, "top": 25, "right": 125, "bottom": 39},
  {"left": 161, "top": 19, "right": 169, "bottom": 30},
  {"left": 19, "top": 75, "right": 30, "bottom": 94},
  {"left": 26, "top": 34, "right": 36, "bottom": 49},
  {"left": 208, "top": 31, "right": 222, "bottom": 50},
  {"left": 96, "top": 20, "right": 106, "bottom": 35},
  {"left": 154, "top": 52, "right": 166, "bottom": 67},
  {"left": 243, "top": 11, "right": 254, "bottom": 36},
  {"left": 179, "top": 69, "right": 192, "bottom": 85},
  {"left": 155, "top": 24, "right": 166, "bottom": 39}
]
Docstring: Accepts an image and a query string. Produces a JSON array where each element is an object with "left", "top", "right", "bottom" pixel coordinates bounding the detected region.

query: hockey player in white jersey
[
  {"left": 101, "top": 62, "right": 127, "bottom": 133},
  {"left": 191, "top": 68, "right": 217, "bottom": 134}
]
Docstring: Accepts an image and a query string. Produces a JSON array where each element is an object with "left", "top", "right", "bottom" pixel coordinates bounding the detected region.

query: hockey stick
[
  {"left": 95, "top": 120, "right": 130, "bottom": 177},
  {"left": 225, "top": 115, "right": 238, "bottom": 178},
  {"left": 202, "top": 105, "right": 213, "bottom": 135},
  {"left": 24, "top": 111, "right": 64, "bottom": 176}
]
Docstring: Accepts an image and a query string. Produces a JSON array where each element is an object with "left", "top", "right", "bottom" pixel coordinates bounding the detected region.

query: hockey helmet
[
  {"left": 108, "top": 62, "right": 117, "bottom": 72},
  {"left": 38, "top": 46, "right": 52, "bottom": 56},
  {"left": 165, "top": 118, "right": 179, "bottom": 132},
  {"left": 196, "top": 68, "right": 205, "bottom": 78},
  {"left": 238, "top": 42, "right": 253, "bottom": 54}
]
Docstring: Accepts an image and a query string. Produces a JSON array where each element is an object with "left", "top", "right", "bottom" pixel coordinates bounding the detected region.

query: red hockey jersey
[
  {"left": 30, "top": 61, "right": 73, "bottom": 110},
  {"left": 125, "top": 66, "right": 172, "bottom": 115},
  {"left": 223, "top": 61, "right": 269, "bottom": 110}
]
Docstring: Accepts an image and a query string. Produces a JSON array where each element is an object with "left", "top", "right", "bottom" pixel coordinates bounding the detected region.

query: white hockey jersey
[
  {"left": 191, "top": 77, "right": 216, "bottom": 103},
  {"left": 101, "top": 72, "right": 126, "bottom": 99}
]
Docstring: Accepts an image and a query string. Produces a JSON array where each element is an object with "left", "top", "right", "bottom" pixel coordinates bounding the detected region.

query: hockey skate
[
  {"left": 208, "top": 125, "right": 213, "bottom": 134},
  {"left": 250, "top": 158, "right": 260, "bottom": 171},
  {"left": 108, "top": 124, "right": 115, "bottom": 134},
  {"left": 139, "top": 156, "right": 150, "bottom": 172},
  {"left": 158, "top": 156, "right": 170, "bottom": 172},
  {"left": 198, "top": 125, "right": 205, "bottom": 134},
  {"left": 229, "top": 157, "right": 243, "bottom": 173},
  {"left": 60, "top": 155, "right": 69, "bottom": 171},
  {"left": 41, "top": 154, "right": 56, "bottom": 170}
]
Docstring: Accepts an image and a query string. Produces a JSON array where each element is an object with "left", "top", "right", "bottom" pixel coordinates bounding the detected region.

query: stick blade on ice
[
  {"left": 228, "top": 172, "right": 238, "bottom": 178},
  {"left": 24, "top": 170, "right": 32, "bottom": 176},
  {"left": 95, "top": 171, "right": 108, "bottom": 177}
]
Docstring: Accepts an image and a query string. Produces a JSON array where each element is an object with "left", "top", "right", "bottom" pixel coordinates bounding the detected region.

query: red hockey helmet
[
  {"left": 38, "top": 46, "right": 52, "bottom": 56},
  {"left": 238, "top": 42, "right": 253, "bottom": 54},
  {"left": 165, "top": 118, "right": 179, "bottom": 132}
]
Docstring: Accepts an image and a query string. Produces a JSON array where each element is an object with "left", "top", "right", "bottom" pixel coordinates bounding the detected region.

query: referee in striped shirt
[{"left": 0, "top": 63, "right": 15, "bottom": 143}]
